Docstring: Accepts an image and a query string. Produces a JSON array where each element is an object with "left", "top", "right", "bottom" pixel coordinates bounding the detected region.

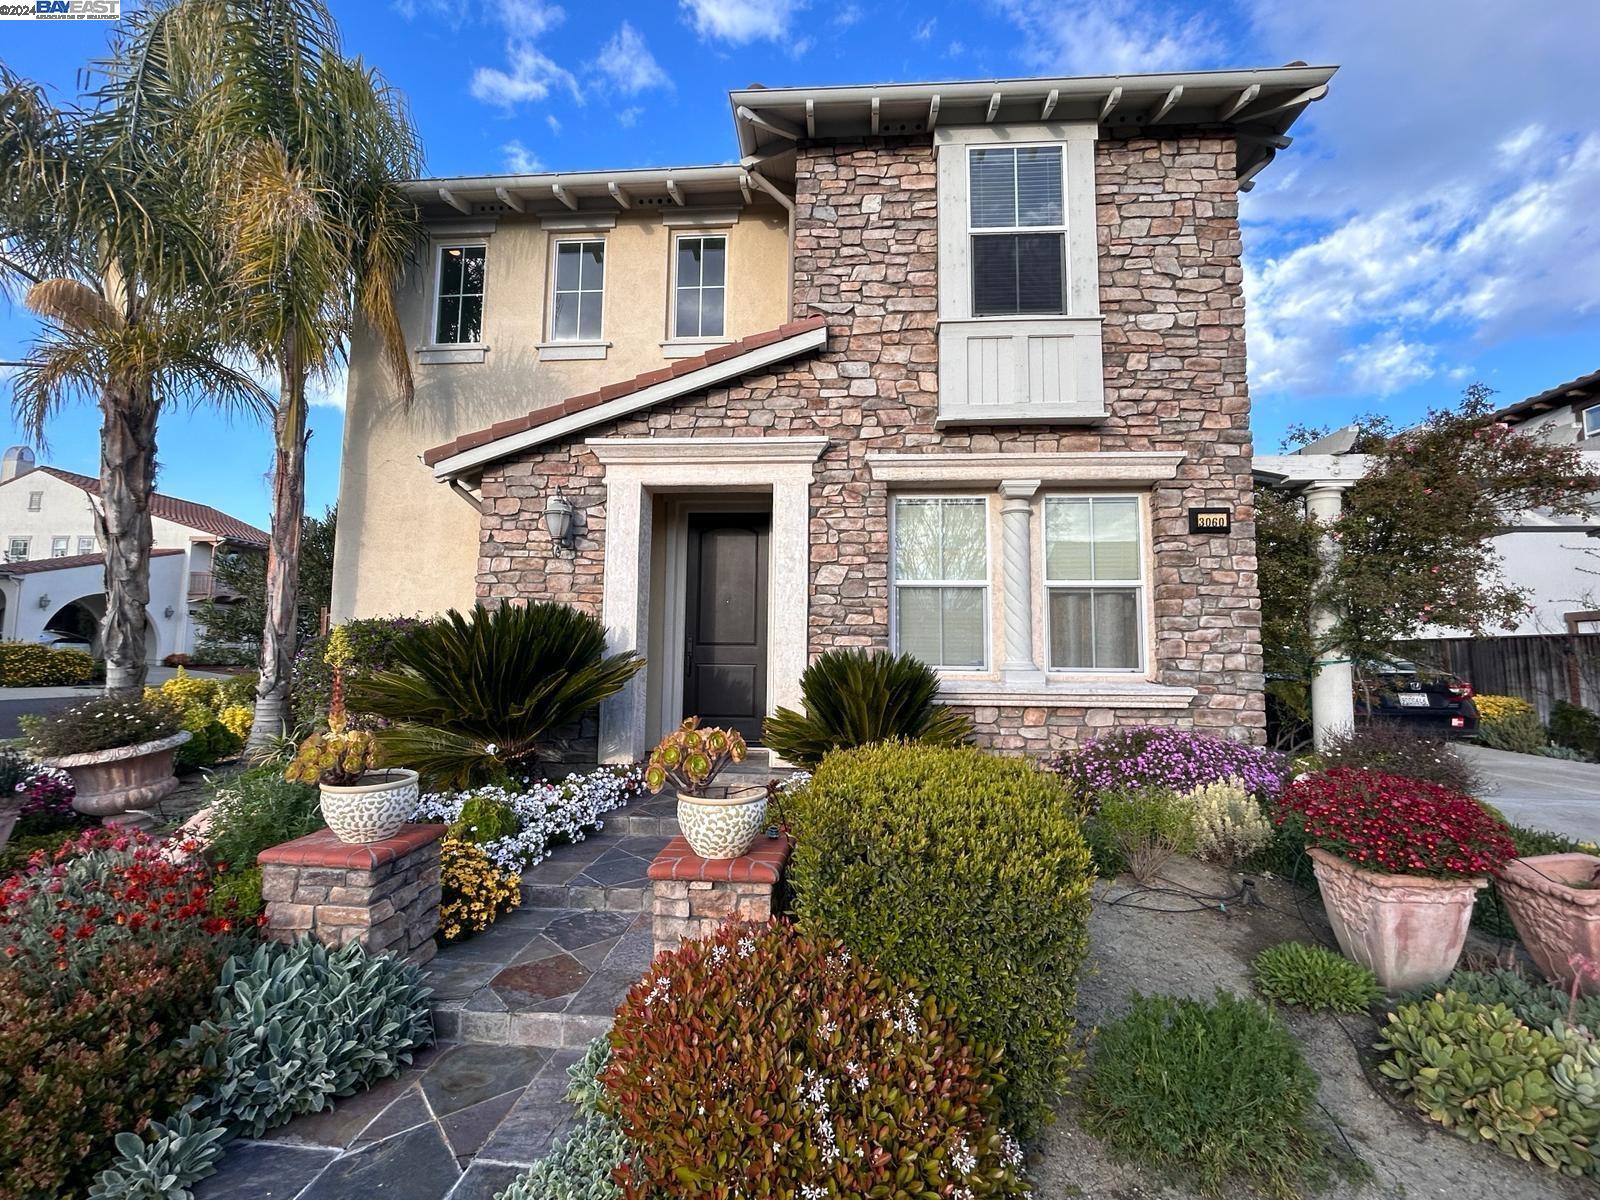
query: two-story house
[
  {"left": 0, "top": 445, "right": 268, "bottom": 661},
  {"left": 331, "top": 65, "right": 1338, "bottom": 763}
]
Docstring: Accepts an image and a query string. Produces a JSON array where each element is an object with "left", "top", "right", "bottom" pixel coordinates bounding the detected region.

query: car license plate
[{"left": 1396, "top": 693, "right": 1430, "bottom": 707}]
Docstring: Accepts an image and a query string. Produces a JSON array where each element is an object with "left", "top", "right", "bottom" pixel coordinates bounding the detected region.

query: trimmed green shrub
[
  {"left": 0, "top": 640, "right": 95, "bottom": 687},
  {"left": 1081, "top": 991, "right": 1333, "bottom": 1199},
  {"left": 208, "top": 867, "right": 264, "bottom": 923},
  {"left": 1419, "top": 968, "right": 1600, "bottom": 1035},
  {"left": 785, "top": 742, "right": 1094, "bottom": 1136},
  {"left": 216, "top": 672, "right": 259, "bottom": 709},
  {"left": 1252, "top": 942, "right": 1381, "bottom": 1013},
  {"left": 203, "top": 766, "right": 324, "bottom": 874},
  {"left": 1478, "top": 710, "right": 1550, "bottom": 755},
  {"left": 1378, "top": 991, "right": 1599, "bottom": 1176},
  {"left": 603, "top": 921, "right": 1028, "bottom": 1199},
  {"left": 496, "top": 1039, "right": 628, "bottom": 1200},
  {"left": 1088, "top": 786, "right": 1195, "bottom": 881},
  {"left": 353, "top": 603, "right": 644, "bottom": 789},
  {"left": 761, "top": 648, "right": 972, "bottom": 767},
  {"left": 449, "top": 793, "right": 521, "bottom": 844},
  {"left": 1550, "top": 701, "right": 1600, "bottom": 760}
]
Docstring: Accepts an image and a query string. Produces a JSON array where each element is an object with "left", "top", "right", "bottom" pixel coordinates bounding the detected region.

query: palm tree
[
  {"left": 140, "top": 0, "right": 420, "bottom": 745},
  {"left": 0, "top": 45, "right": 266, "bottom": 693}
]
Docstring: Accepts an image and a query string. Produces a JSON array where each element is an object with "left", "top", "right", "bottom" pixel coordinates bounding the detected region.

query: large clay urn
[
  {"left": 1309, "top": 847, "right": 1488, "bottom": 991},
  {"left": 1496, "top": 854, "right": 1600, "bottom": 996},
  {"left": 47, "top": 731, "right": 191, "bottom": 830}
]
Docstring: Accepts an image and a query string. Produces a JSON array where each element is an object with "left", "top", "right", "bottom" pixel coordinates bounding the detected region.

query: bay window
[
  {"left": 1044, "top": 495, "right": 1144, "bottom": 671},
  {"left": 892, "top": 496, "right": 988, "bottom": 669}
]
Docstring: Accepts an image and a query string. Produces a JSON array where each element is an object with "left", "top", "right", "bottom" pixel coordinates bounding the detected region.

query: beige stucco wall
[{"left": 332, "top": 201, "right": 791, "bottom": 621}]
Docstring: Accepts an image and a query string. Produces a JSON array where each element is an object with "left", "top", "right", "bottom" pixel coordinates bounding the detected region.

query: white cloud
[
  {"left": 991, "top": 0, "right": 1222, "bottom": 75},
  {"left": 616, "top": 106, "right": 643, "bottom": 128},
  {"left": 834, "top": 4, "right": 862, "bottom": 29},
  {"left": 680, "top": 0, "right": 803, "bottom": 45},
  {"left": 468, "top": 0, "right": 578, "bottom": 109},
  {"left": 1241, "top": 0, "right": 1600, "bottom": 399},
  {"left": 595, "top": 22, "right": 671, "bottom": 96},
  {"left": 307, "top": 367, "right": 349, "bottom": 411},
  {"left": 546, "top": 114, "right": 562, "bottom": 135},
  {"left": 503, "top": 140, "right": 544, "bottom": 173},
  {"left": 914, "top": 18, "right": 936, "bottom": 41}
]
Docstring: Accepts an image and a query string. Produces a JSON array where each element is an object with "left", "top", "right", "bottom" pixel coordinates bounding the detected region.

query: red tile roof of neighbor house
[
  {"left": 35, "top": 467, "right": 270, "bottom": 546},
  {"left": 422, "top": 316, "right": 830, "bottom": 468},
  {"left": 0, "top": 548, "right": 184, "bottom": 575}
]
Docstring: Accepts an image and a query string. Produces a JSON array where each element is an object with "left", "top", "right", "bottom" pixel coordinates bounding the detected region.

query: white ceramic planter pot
[
  {"left": 677, "top": 785, "right": 768, "bottom": 860},
  {"left": 319, "top": 769, "right": 419, "bottom": 844},
  {"left": 48, "top": 730, "right": 191, "bottom": 830},
  {"left": 1309, "top": 847, "right": 1487, "bottom": 991}
]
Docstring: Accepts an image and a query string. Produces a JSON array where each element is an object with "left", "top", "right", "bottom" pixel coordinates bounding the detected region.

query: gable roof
[
  {"left": 30, "top": 468, "right": 269, "bottom": 546},
  {"left": 1493, "top": 368, "right": 1600, "bottom": 427},
  {"left": 0, "top": 548, "right": 184, "bottom": 576},
  {"left": 424, "top": 317, "right": 829, "bottom": 479}
]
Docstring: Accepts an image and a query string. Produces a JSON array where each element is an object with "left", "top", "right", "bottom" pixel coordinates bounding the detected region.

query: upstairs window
[
  {"left": 551, "top": 240, "right": 606, "bottom": 341},
  {"left": 433, "top": 244, "right": 486, "bottom": 345},
  {"left": 1584, "top": 405, "right": 1600, "bottom": 439},
  {"left": 892, "top": 496, "right": 988, "bottom": 670},
  {"left": 1044, "top": 496, "right": 1144, "bottom": 672},
  {"left": 7, "top": 538, "right": 28, "bottom": 562},
  {"left": 674, "top": 235, "right": 727, "bottom": 339},
  {"left": 50, "top": 536, "right": 68, "bottom": 557},
  {"left": 26, "top": 491, "right": 41, "bottom": 512},
  {"left": 76, "top": 536, "right": 95, "bottom": 555},
  {"left": 968, "top": 145, "right": 1066, "bottom": 317}
]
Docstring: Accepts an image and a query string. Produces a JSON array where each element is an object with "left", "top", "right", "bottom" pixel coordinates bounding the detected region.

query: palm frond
[{"left": 25, "top": 277, "right": 121, "bottom": 333}]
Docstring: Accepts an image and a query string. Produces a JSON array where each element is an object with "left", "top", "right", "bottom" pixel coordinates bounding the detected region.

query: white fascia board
[{"left": 431, "top": 325, "right": 827, "bottom": 480}]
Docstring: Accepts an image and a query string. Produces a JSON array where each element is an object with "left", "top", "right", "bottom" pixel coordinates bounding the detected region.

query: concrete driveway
[{"left": 1458, "top": 743, "right": 1600, "bottom": 842}]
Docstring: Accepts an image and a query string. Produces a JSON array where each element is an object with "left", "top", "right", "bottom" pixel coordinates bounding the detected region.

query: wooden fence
[{"left": 1402, "top": 634, "right": 1600, "bottom": 720}]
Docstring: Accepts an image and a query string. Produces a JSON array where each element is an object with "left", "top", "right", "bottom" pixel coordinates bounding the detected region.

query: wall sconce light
[
  {"left": 163, "top": 606, "right": 175, "bottom": 619},
  {"left": 36, "top": 594, "right": 50, "bottom": 610},
  {"left": 544, "top": 492, "right": 577, "bottom": 555}
]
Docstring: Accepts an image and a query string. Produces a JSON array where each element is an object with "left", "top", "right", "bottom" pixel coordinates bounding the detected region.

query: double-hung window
[
  {"left": 968, "top": 145, "right": 1066, "bottom": 317},
  {"left": 433, "top": 245, "right": 486, "bottom": 345},
  {"left": 551, "top": 240, "right": 605, "bottom": 341},
  {"left": 76, "top": 536, "right": 95, "bottom": 555},
  {"left": 673, "top": 235, "right": 726, "bottom": 339},
  {"left": 892, "top": 496, "right": 988, "bottom": 669},
  {"left": 1044, "top": 496, "right": 1145, "bottom": 671},
  {"left": 1584, "top": 405, "right": 1600, "bottom": 439},
  {"left": 7, "top": 538, "right": 28, "bottom": 562},
  {"left": 50, "top": 537, "right": 68, "bottom": 557}
]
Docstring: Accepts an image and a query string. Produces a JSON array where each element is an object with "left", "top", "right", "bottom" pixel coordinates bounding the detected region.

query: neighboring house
[
  {"left": 0, "top": 446, "right": 269, "bottom": 662},
  {"left": 332, "top": 65, "right": 1338, "bottom": 762}
]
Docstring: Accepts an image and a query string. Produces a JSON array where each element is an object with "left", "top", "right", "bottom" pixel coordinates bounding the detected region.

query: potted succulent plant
[
  {"left": 1274, "top": 767, "right": 1517, "bottom": 990},
  {"left": 284, "top": 626, "right": 417, "bottom": 843},
  {"left": 1496, "top": 853, "right": 1600, "bottom": 996},
  {"left": 20, "top": 695, "right": 190, "bottom": 829},
  {"left": 645, "top": 718, "right": 762, "bottom": 859}
]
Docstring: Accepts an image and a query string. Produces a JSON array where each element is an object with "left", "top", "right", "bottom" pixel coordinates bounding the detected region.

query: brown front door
[{"left": 684, "top": 512, "right": 769, "bottom": 742}]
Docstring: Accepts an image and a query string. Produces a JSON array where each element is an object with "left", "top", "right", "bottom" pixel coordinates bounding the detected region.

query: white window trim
[
  {"left": 26, "top": 492, "right": 41, "bottom": 512},
  {"left": 547, "top": 236, "right": 608, "bottom": 345},
  {"left": 7, "top": 537, "right": 29, "bottom": 561},
  {"left": 76, "top": 536, "right": 95, "bottom": 555},
  {"left": 418, "top": 237, "right": 489, "bottom": 362},
  {"left": 50, "top": 536, "right": 69, "bottom": 558},
  {"left": 889, "top": 494, "right": 992, "bottom": 673},
  {"left": 1583, "top": 405, "right": 1600, "bottom": 439},
  {"left": 1040, "top": 493, "right": 1150, "bottom": 676},
  {"left": 669, "top": 230, "right": 730, "bottom": 342},
  {"left": 966, "top": 144, "right": 1069, "bottom": 318}
]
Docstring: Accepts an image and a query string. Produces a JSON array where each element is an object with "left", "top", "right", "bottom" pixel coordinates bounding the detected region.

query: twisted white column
[{"left": 999, "top": 479, "right": 1044, "bottom": 683}]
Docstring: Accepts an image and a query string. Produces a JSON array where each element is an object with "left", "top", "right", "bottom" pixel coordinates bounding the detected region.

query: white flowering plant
[
  {"left": 20, "top": 694, "right": 183, "bottom": 758},
  {"left": 411, "top": 763, "right": 644, "bottom": 872}
]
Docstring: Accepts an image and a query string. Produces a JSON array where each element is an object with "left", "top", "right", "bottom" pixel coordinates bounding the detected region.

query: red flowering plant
[
  {"left": 604, "top": 919, "right": 1030, "bottom": 1200},
  {"left": 1273, "top": 767, "right": 1517, "bottom": 878},
  {"left": 0, "top": 828, "right": 237, "bottom": 996}
]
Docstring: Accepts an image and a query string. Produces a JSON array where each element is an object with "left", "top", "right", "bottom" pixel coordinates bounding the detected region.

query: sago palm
[
  {"left": 351, "top": 603, "right": 646, "bottom": 790},
  {"left": 0, "top": 50, "right": 266, "bottom": 693},
  {"left": 139, "top": 0, "right": 421, "bottom": 745}
]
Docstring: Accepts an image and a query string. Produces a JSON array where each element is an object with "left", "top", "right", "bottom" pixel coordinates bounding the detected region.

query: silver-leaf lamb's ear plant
[
  {"left": 87, "top": 1113, "right": 229, "bottom": 1200},
  {"left": 1251, "top": 942, "right": 1382, "bottom": 1014}
]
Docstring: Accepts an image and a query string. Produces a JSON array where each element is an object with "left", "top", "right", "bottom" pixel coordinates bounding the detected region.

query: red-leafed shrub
[
  {"left": 604, "top": 920, "right": 1030, "bottom": 1200},
  {"left": 0, "top": 939, "right": 222, "bottom": 1200},
  {"left": 1273, "top": 768, "right": 1516, "bottom": 878},
  {"left": 0, "top": 828, "right": 235, "bottom": 995}
]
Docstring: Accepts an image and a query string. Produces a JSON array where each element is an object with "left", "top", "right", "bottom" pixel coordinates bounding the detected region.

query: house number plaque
[{"left": 1187, "top": 507, "right": 1231, "bottom": 534}]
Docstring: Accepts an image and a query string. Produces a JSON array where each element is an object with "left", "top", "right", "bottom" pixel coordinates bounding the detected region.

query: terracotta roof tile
[
  {"left": 0, "top": 548, "right": 183, "bottom": 576},
  {"left": 422, "top": 315, "right": 828, "bottom": 468},
  {"left": 30, "top": 468, "right": 269, "bottom": 545}
]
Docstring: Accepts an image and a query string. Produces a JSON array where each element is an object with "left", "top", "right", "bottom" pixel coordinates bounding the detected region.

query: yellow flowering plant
[
  {"left": 1474, "top": 694, "right": 1535, "bottom": 723},
  {"left": 438, "top": 836, "right": 521, "bottom": 942},
  {"left": 643, "top": 717, "right": 747, "bottom": 794}
]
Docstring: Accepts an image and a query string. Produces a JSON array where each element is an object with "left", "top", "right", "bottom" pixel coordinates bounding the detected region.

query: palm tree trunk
[
  {"left": 99, "top": 379, "right": 156, "bottom": 695},
  {"left": 248, "top": 357, "right": 307, "bottom": 749}
]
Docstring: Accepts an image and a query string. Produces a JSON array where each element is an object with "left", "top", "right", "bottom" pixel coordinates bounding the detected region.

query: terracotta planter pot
[
  {"left": 1309, "top": 847, "right": 1487, "bottom": 991},
  {"left": 47, "top": 731, "right": 191, "bottom": 830},
  {"left": 677, "top": 784, "right": 768, "bottom": 860},
  {"left": 1497, "top": 853, "right": 1600, "bottom": 996},
  {"left": 319, "top": 769, "right": 419, "bottom": 844}
]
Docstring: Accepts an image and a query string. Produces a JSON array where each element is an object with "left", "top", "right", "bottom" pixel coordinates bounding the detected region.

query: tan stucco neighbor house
[{"left": 332, "top": 65, "right": 1338, "bottom": 765}]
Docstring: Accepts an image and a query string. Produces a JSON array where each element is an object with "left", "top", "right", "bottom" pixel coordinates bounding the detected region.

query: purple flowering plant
[
  {"left": 17, "top": 767, "right": 75, "bottom": 821},
  {"left": 1045, "top": 726, "right": 1287, "bottom": 803}
]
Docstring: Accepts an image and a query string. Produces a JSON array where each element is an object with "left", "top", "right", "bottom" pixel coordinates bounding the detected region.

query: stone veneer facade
[{"left": 474, "top": 132, "right": 1264, "bottom": 754}]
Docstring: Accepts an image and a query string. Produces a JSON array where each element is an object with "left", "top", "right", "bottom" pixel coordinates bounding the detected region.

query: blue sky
[{"left": 2, "top": 0, "right": 1597, "bottom": 528}]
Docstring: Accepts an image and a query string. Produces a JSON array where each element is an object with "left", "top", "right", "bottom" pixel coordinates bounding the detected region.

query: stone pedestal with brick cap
[
  {"left": 648, "top": 834, "right": 791, "bottom": 956},
  {"left": 258, "top": 823, "right": 446, "bottom": 967}
]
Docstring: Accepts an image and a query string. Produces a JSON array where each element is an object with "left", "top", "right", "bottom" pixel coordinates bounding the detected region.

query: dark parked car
[{"left": 1354, "top": 660, "right": 1479, "bottom": 737}]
